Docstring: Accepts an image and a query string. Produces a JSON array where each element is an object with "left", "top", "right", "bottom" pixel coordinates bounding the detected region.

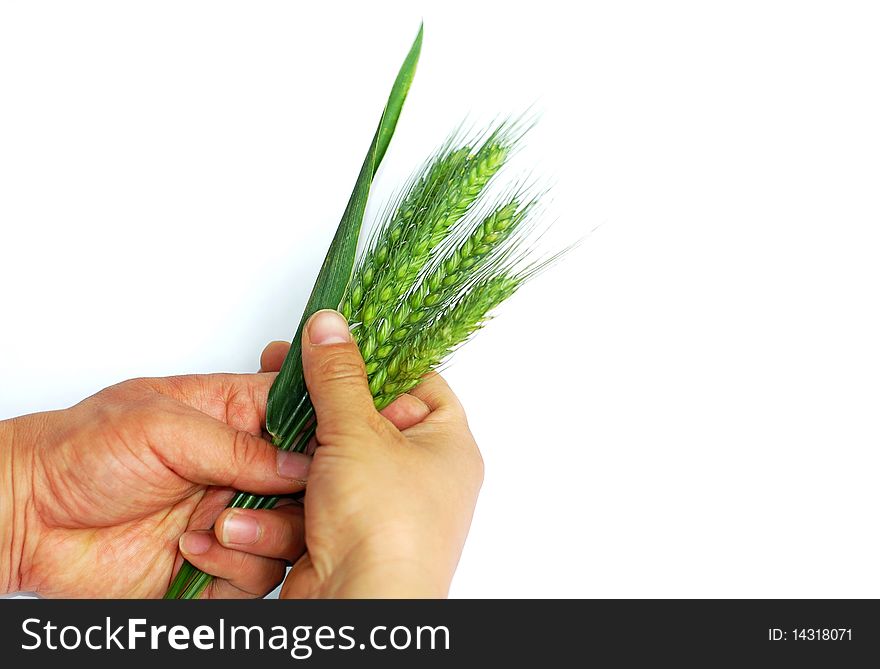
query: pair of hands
[{"left": 0, "top": 310, "right": 483, "bottom": 598}]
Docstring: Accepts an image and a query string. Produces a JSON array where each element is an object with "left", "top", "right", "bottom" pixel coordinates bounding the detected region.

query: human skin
[
  {"left": 0, "top": 368, "right": 314, "bottom": 597},
  {"left": 0, "top": 309, "right": 482, "bottom": 598},
  {"left": 279, "top": 309, "right": 484, "bottom": 598}
]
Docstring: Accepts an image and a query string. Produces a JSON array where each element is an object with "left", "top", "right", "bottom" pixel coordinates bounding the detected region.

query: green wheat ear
[
  {"left": 359, "top": 197, "right": 532, "bottom": 372},
  {"left": 341, "top": 121, "right": 523, "bottom": 328},
  {"left": 370, "top": 273, "right": 524, "bottom": 404}
]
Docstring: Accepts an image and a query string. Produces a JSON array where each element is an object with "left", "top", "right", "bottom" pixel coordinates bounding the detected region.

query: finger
[
  {"left": 207, "top": 575, "right": 283, "bottom": 600},
  {"left": 301, "top": 310, "right": 379, "bottom": 438},
  {"left": 404, "top": 375, "right": 482, "bottom": 472},
  {"left": 214, "top": 504, "right": 306, "bottom": 561},
  {"left": 185, "top": 486, "right": 236, "bottom": 530},
  {"left": 279, "top": 552, "right": 316, "bottom": 600},
  {"left": 260, "top": 341, "right": 291, "bottom": 373},
  {"left": 407, "top": 372, "right": 465, "bottom": 417},
  {"left": 380, "top": 393, "right": 430, "bottom": 430},
  {"left": 167, "top": 485, "right": 234, "bottom": 577},
  {"left": 138, "top": 372, "right": 277, "bottom": 435},
  {"left": 155, "top": 412, "right": 312, "bottom": 494},
  {"left": 300, "top": 432, "right": 318, "bottom": 456},
  {"left": 178, "top": 530, "right": 285, "bottom": 598}
]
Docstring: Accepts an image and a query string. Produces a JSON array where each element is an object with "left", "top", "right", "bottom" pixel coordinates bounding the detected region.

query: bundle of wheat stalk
[{"left": 165, "top": 24, "right": 563, "bottom": 599}]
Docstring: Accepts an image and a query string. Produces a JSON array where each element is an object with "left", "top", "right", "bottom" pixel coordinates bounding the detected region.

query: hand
[
  {"left": 170, "top": 334, "right": 444, "bottom": 597},
  {"left": 0, "top": 370, "right": 311, "bottom": 598},
  {"left": 267, "top": 309, "right": 483, "bottom": 598}
]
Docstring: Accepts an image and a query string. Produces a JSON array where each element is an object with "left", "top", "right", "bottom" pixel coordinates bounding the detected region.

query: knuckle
[
  {"left": 315, "top": 421, "right": 369, "bottom": 445},
  {"left": 313, "top": 348, "right": 366, "bottom": 385},
  {"left": 90, "top": 395, "right": 153, "bottom": 444},
  {"left": 455, "top": 396, "right": 469, "bottom": 421},
  {"left": 117, "top": 376, "right": 150, "bottom": 393},
  {"left": 159, "top": 374, "right": 190, "bottom": 399},
  {"left": 230, "top": 549, "right": 250, "bottom": 574},
  {"left": 471, "top": 446, "right": 485, "bottom": 487},
  {"left": 315, "top": 407, "right": 384, "bottom": 444},
  {"left": 364, "top": 410, "right": 389, "bottom": 435},
  {"left": 230, "top": 430, "right": 266, "bottom": 472},
  {"left": 225, "top": 386, "right": 260, "bottom": 432},
  {"left": 259, "top": 562, "right": 286, "bottom": 595},
  {"left": 267, "top": 522, "right": 295, "bottom": 555},
  {"left": 458, "top": 429, "right": 484, "bottom": 487},
  {"left": 100, "top": 378, "right": 150, "bottom": 405}
]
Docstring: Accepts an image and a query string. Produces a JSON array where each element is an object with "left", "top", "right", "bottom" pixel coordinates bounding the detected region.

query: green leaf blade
[{"left": 265, "top": 24, "right": 423, "bottom": 441}]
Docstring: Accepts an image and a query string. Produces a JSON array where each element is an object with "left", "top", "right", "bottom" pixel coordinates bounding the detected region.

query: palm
[{"left": 27, "top": 505, "right": 191, "bottom": 598}]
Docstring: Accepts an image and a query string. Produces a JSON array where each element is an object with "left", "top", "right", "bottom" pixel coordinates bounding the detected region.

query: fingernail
[
  {"left": 179, "top": 531, "right": 211, "bottom": 555},
  {"left": 277, "top": 450, "right": 312, "bottom": 481},
  {"left": 221, "top": 512, "right": 260, "bottom": 545},
  {"left": 307, "top": 309, "right": 351, "bottom": 345}
]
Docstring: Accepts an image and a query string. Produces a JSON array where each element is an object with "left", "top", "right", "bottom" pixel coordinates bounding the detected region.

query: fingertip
[
  {"left": 380, "top": 393, "right": 431, "bottom": 430},
  {"left": 276, "top": 450, "right": 312, "bottom": 482},
  {"left": 408, "top": 372, "right": 464, "bottom": 415},
  {"left": 179, "top": 530, "right": 212, "bottom": 556},
  {"left": 300, "top": 310, "right": 376, "bottom": 430},
  {"left": 260, "top": 341, "right": 291, "bottom": 373},
  {"left": 216, "top": 510, "right": 261, "bottom": 547},
  {"left": 182, "top": 531, "right": 287, "bottom": 598},
  {"left": 213, "top": 506, "right": 306, "bottom": 561},
  {"left": 304, "top": 309, "right": 352, "bottom": 346}
]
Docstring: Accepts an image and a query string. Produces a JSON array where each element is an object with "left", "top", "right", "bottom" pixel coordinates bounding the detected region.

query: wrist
[
  {"left": 327, "top": 529, "right": 452, "bottom": 599},
  {"left": 0, "top": 416, "right": 36, "bottom": 595},
  {"left": 335, "top": 560, "right": 449, "bottom": 599}
]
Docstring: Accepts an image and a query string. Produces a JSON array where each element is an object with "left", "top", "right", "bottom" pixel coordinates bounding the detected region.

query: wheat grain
[
  {"left": 342, "top": 125, "right": 516, "bottom": 326},
  {"left": 368, "top": 272, "right": 524, "bottom": 405},
  {"left": 359, "top": 199, "right": 528, "bottom": 373}
]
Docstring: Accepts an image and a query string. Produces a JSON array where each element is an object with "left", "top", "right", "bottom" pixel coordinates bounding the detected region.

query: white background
[{"left": 2, "top": 1, "right": 879, "bottom": 598}]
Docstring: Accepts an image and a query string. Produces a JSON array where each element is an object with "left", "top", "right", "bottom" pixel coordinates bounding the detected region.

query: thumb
[{"left": 302, "top": 309, "right": 378, "bottom": 439}]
